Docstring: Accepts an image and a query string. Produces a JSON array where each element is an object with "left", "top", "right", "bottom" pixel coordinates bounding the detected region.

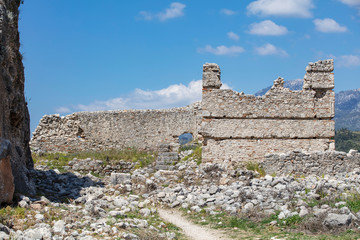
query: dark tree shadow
[{"left": 29, "top": 169, "right": 104, "bottom": 203}]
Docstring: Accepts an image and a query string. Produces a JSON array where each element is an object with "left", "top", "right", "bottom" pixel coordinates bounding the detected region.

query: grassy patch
[
  {"left": 0, "top": 206, "right": 25, "bottom": 225},
  {"left": 32, "top": 148, "right": 156, "bottom": 171},
  {"left": 346, "top": 193, "right": 360, "bottom": 212},
  {"left": 278, "top": 215, "right": 303, "bottom": 228},
  {"left": 123, "top": 209, "right": 185, "bottom": 239},
  {"left": 181, "top": 144, "right": 202, "bottom": 165},
  {"left": 0, "top": 206, "right": 29, "bottom": 230},
  {"left": 245, "top": 162, "right": 266, "bottom": 177},
  {"left": 179, "top": 144, "right": 198, "bottom": 152},
  {"left": 181, "top": 207, "right": 360, "bottom": 239}
]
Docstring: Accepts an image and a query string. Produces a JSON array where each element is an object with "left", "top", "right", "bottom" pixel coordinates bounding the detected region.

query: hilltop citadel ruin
[{"left": 31, "top": 59, "right": 335, "bottom": 163}]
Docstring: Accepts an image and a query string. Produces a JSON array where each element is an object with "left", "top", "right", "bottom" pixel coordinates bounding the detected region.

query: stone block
[
  {"left": 110, "top": 173, "right": 131, "bottom": 185},
  {"left": 304, "top": 72, "right": 334, "bottom": 90},
  {"left": 202, "top": 63, "right": 222, "bottom": 89}
]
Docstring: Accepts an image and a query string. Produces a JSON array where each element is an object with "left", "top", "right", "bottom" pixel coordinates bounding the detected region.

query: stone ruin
[
  {"left": 0, "top": 0, "right": 342, "bottom": 206},
  {"left": 31, "top": 59, "right": 335, "bottom": 165},
  {"left": 31, "top": 103, "right": 202, "bottom": 153},
  {"left": 200, "top": 60, "right": 335, "bottom": 163}
]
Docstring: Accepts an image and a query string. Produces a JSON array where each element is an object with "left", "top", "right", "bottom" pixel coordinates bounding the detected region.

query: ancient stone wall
[
  {"left": 31, "top": 103, "right": 201, "bottom": 153},
  {"left": 200, "top": 60, "right": 335, "bottom": 163},
  {"left": 261, "top": 150, "right": 360, "bottom": 176},
  {"left": 32, "top": 60, "right": 335, "bottom": 165},
  {"left": 0, "top": 0, "right": 35, "bottom": 202}
]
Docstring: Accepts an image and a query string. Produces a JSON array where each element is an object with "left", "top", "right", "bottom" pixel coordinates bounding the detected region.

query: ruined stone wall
[
  {"left": 32, "top": 60, "right": 335, "bottom": 165},
  {"left": 200, "top": 60, "right": 335, "bottom": 163},
  {"left": 261, "top": 150, "right": 360, "bottom": 176},
  {"left": 31, "top": 103, "right": 201, "bottom": 153},
  {"left": 0, "top": 0, "right": 35, "bottom": 202}
]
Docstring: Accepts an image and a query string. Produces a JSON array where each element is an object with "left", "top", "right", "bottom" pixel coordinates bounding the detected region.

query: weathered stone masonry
[
  {"left": 31, "top": 103, "right": 201, "bottom": 152},
  {"left": 261, "top": 150, "right": 360, "bottom": 176},
  {"left": 200, "top": 60, "right": 335, "bottom": 163},
  {"left": 31, "top": 60, "right": 335, "bottom": 164}
]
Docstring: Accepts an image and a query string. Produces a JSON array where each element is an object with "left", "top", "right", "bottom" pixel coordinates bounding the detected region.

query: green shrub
[
  {"left": 246, "top": 162, "right": 266, "bottom": 177},
  {"left": 280, "top": 215, "right": 303, "bottom": 227},
  {"left": 346, "top": 193, "right": 360, "bottom": 213},
  {"left": 181, "top": 144, "right": 202, "bottom": 165},
  {"left": 335, "top": 129, "right": 360, "bottom": 152}
]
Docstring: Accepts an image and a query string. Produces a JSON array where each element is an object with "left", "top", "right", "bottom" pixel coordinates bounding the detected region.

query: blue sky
[{"left": 19, "top": 0, "right": 360, "bottom": 133}]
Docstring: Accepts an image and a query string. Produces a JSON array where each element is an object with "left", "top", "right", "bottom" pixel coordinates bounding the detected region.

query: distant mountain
[
  {"left": 255, "top": 80, "right": 360, "bottom": 131},
  {"left": 255, "top": 79, "right": 304, "bottom": 96},
  {"left": 335, "top": 89, "right": 360, "bottom": 131}
]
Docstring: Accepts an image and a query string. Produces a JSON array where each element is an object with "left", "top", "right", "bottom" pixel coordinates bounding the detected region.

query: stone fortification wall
[
  {"left": 200, "top": 60, "right": 335, "bottom": 163},
  {"left": 261, "top": 150, "right": 360, "bottom": 176},
  {"left": 0, "top": 0, "right": 35, "bottom": 203},
  {"left": 31, "top": 103, "right": 201, "bottom": 153},
  {"left": 32, "top": 59, "right": 336, "bottom": 165}
]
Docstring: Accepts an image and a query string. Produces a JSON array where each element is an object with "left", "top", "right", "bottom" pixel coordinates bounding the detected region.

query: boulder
[
  {"left": 324, "top": 213, "right": 351, "bottom": 228},
  {"left": 110, "top": 173, "right": 131, "bottom": 185},
  {"left": 0, "top": 139, "right": 14, "bottom": 203}
]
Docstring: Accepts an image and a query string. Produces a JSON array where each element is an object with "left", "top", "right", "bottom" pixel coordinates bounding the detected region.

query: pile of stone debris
[{"left": 1, "top": 148, "right": 360, "bottom": 239}]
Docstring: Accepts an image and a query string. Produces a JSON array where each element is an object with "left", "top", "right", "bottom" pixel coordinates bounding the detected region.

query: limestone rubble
[{"left": 1, "top": 149, "right": 360, "bottom": 239}]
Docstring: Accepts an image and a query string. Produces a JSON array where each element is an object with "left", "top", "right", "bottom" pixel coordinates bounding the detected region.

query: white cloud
[
  {"left": 338, "top": 55, "right": 360, "bottom": 67},
  {"left": 138, "top": 11, "right": 153, "bottom": 21},
  {"left": 339, "top": 0, "right": 360, "bottom": 6},
  {"left": 158, "top": 2, "right": 186, "bottom": 21},
  {"left": 248, "top": 20, "right": 288, "bottom": 36},
  {"left": 221, "top": 9, "right": 237, "bottom": 15},
  {"left": 59, "top": 80, "right": 231, "bottom": 113},
  {"left": 339, "top": 0, "right": 360, "bottom": 14},
  {"left": 138, "top": 2, "right": 186, "bottom": 22},
  {"left": 76, "top": 98, "right": 127, "bottom": 112},
  {"left": 255, "top": 43, "right": 288, "bottom": 56},
  {"left": 227, "top": 32, "right": 240, "bottom": 40},
  {"left": 198, "top": 45, "right": 245, "bottom": 56},
  {"left": 55, "top": 107, "right": 71, "bottom": 114},
  {"left": 313, "top": 18, "right": 348, "bottom": 33},
  {"left": 340, "top": 0, "right": 360, "bottom": 6},
  {"left": 247, "top": 0, "right": 314, "bottom": 18}
]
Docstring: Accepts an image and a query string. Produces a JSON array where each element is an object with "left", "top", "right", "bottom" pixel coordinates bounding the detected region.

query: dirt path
[{"left": 158, "top": 208, "right": 232, "bottom": 240}]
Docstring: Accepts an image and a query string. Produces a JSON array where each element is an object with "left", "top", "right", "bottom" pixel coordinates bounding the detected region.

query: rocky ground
[{"left": 1, "top": 147, "right": 360, "bottom": 239}]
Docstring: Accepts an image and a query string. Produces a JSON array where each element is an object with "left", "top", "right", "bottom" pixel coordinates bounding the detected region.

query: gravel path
[{"left": 158, "top": 208, "right": 231, "bottom": 240}]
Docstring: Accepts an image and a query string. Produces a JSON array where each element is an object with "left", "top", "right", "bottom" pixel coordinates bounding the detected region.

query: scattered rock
[
  {"left": 110, "top": 173, "right": 131, "bottom": 185},
  {"left": 324, "top": 213, "right": 352, "bottom": 228},
  {"left": 53, "top": 220, "right": 66, "bottom": 234}
]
